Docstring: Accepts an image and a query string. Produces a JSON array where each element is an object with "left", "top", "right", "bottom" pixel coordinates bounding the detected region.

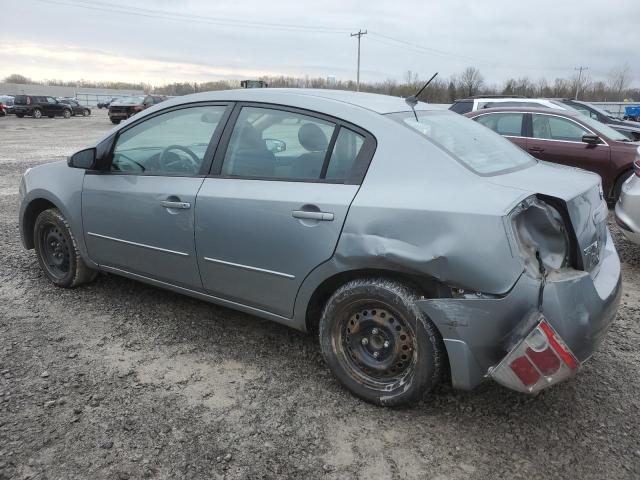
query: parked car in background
[
  {"left": 555, "top": 99, "right": 640, "bottom": 141},
  {"left": 0, "top": 102, "right": 6, "bottom": 117},
  {"left": 0, "top": 95, "right": 15, "bottom": 114},
  {"left": 108, "top": 95, "right": 166, "bottom": 124},
  {"left": 97, "top": 98, "right": 118, "bottom": 109},
  {"left": 615, "top": 157, "right": 640, "bottom": 244},
  {"left": 466, "top": 106, "right": 638, "bottom": 202},
  {"left": 449, "top": 96, "right": 562, "bottom": 114},
  {"left": 58, "top": 98, "right": 91, "bottom": 117},
  {"left": 13, "top": 95, "right": 72, "bottom": 119},
  {"left": 19, "top": 89, "right": 620, "bottom": 405}
]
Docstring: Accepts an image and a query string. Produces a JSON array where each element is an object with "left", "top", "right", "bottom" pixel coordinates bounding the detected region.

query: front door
[
  {"left": 82, "top": 103, "right": 230, "bottom": 289},
  {"left": 528, "top": 113, "right": 610, "bottom": 182},
  {"left": 195, "top": 105, "right": 372, "bottom": 317}
]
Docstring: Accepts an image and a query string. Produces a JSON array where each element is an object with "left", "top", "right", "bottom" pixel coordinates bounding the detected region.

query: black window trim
[
  {"left": 89, "top": 101, "right": 235, "bottom": 178},
  {"left": 208, "top": 101, "right": 377, "bottom": 185}
]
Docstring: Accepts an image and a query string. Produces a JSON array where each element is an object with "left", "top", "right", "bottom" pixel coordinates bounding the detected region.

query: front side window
[
  {"left": 222, "top": 107, "right": 339, "bottom": 180},
  {"left": 474, "top": 113, "right": 524, "bottom": 136},
  {"left": 531, "top": 114, "right": 588, "bottom": 142},
  {"left": 390, "top": 110, "right": 535, "bottom": 175},
  {"left": 46, "top": 97, "right": 57, "bottom": 104},
  {"left": 111, "top": 105, "right": 226, "bottom": 175}
]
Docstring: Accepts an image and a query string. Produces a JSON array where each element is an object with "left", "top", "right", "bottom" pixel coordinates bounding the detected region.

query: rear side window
[
  {"left": 14, "top": 95, "right": 27, "bottom": 105},
  {"left": 474, "top": 113, "right": 524, "bottom": 136},
  {"left": 449, "top": 101, "right": 473, "bottom": 114},
  {"left": 222, "top": 106, "right": 348, "bottom": 181},
  {"left": 325, "top": 128, "right": 364, "bottom": 181}
]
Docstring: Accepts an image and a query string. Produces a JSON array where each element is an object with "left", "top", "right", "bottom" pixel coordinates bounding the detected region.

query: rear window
[
  {"left": 390, "top": 110, "right": 536, "bottom": 175},
  {"left": 449, "top": 101, "right": 473, "bottom": 114}
]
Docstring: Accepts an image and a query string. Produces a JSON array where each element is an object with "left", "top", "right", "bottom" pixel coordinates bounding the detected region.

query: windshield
[
  {"left": 578, "top": 114, "right": 631, "bottom": 142},
  {"left": 115, "top": 96, "right": 144, "bottom": 105},
  {"left": 390, "top": 110, "right": 536, "bottom": 175}
]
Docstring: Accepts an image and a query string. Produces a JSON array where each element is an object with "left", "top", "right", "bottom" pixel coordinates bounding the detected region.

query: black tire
[
  {"left": 32, "top": 108, "right": 42, "bottom": 119},
  {"left": 47, "top": 115, "right": 55, "bottom": 118},
  {"left": 110, "top": 118, "right": 121, "bottom": 124},
  {"left": 63, "top": 109, "right": 71, "bottom": 119},
  {"left": 34, "top": 208, "right": 97, "bottom": 288},
  {"left": 319, "top": 278, "right": 444, "bottom": 406},
  {"left": 83, "top": 109, "right": 90, "bottom": 116}
]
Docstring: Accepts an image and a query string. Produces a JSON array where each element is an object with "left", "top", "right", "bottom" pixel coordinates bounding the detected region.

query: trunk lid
[{"left": 489, "top": 161, "right": 608, "bottom": 272}]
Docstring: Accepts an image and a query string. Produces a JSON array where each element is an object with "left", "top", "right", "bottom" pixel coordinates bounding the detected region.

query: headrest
[{"left": 298, "top": 123, "right": 328, "bottom": 152}]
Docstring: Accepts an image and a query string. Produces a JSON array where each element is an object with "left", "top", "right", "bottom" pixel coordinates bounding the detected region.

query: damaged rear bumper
[{"left": 417, "top": 229, "right": 622, "bottom": 392}]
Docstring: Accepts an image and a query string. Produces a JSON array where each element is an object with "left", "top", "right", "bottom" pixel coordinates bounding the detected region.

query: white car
[{"left": 449, "top": 97, "right": 563, "bottom": 114}]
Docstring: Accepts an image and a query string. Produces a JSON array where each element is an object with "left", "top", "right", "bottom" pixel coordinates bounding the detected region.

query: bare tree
[
  {"left": 3, "top": 73, "right": 32, "bottom": 84},
  {"left": 608, "top": 62, "right": 632, "bottom": 101},
  {"left": 458, "top": 67, "right": 484, "bottom": 97}
]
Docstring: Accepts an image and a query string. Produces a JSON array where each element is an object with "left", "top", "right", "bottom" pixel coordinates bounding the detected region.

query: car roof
[
  {"left": 466, "top": 106, "right": 582, "bottom": 117},
  {"left": 163, "top": 88, "right": 435, "bottom": 114}
]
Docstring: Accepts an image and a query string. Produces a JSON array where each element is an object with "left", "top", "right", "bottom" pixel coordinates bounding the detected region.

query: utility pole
[
  {"left": 574, "top": 66, "right": 589, "bottom": 100},
  {"left": 351, "top": 29, "right": 367, "bottom": 91}
]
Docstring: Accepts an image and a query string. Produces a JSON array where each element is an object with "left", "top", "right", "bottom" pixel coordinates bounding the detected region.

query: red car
[
  {"left": 466, "top": 107, "right": 639, "bottom": 201},
  {"left": 0, "top": 102, "right": 6, "bottom": 117}
]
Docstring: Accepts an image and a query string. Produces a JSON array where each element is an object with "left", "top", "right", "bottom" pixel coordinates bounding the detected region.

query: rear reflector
[{"left": 490, "top": 316, "right": 580, "bottom": 394}]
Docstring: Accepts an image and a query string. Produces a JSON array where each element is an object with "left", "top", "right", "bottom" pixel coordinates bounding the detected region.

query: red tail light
[
  {"left": 490, "top": 316, "right": 580, "bottom": 393},
  {"left": 634, "top": 159, "right": 640, "bottom": 177}
]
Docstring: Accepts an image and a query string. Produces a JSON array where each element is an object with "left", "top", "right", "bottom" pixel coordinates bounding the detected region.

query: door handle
[
  {"left": 160, "top": 200, "right": 191, "bottom": 209},
  {"left": 292, "top": 210, "right": 334, "bottom": 221},
  {"left": 529, "top": 147, "right": 545, "bottom": 153}
]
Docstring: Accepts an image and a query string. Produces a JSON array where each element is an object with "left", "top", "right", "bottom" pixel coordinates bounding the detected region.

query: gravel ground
[{"left": 0, "top": 110, "right": 639, "bottom": 480}]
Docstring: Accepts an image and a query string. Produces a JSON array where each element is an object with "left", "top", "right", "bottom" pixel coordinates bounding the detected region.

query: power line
[
  {"left": 34, "top": 0, "right": 353, "bottom": 33},
  {"left": 351, "top": 30, "right": 367, "bottom": 91}
]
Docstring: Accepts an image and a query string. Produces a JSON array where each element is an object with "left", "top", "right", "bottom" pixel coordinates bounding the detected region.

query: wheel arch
[
  {"left": 303, "top": 268, "right": 452, "bottom": 334},
  {"left": 20, "top": 197, "right": 59, "bottom": 249}
]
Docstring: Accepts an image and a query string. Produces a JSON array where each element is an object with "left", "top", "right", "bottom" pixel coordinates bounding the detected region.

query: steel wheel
[
  {"left": 39, "top": 223, "right": 71, "bottom": 280},
  {"left": 340, "top": 303, "right": 416, "bottom": 388}
]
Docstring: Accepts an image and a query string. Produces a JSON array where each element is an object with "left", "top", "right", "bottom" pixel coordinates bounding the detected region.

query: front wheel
[
  {"left": 319, "top": 278, "right": 444, "bottom": 406},
  {"left": 33, "top": 108, "right": 42, "bottom": 119},
  {"left": 34, "top": 208, "right": 97, "bottom": 288},
  {"left": 83, "top": 109, "right": 90, "bottom": 116},
  {"left": 63, "top": 109, "right": 71, "bottom": 119}
]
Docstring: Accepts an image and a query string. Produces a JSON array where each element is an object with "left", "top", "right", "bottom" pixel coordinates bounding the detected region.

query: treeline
[{"left": 3, "top": 63, "right": 637, "bottom": 102}]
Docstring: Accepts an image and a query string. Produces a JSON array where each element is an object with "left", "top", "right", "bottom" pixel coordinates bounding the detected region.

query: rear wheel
[
  {"left": 33, "top": 108, "right": 42, "bottom": 119},
  {"left": 319, "top": 278, "right": 444, "bottom": 406},
  {"left": 34, "top": 208, "right": 97, "bottom": 288}
]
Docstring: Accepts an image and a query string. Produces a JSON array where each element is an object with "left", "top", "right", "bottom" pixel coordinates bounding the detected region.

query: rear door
[
  {"left": 194, "top": 104, "right": 375, "bottom": 318},
  {"left": 527, "top": 113, "right": 610, "bottom": 181},
  {"left": 472, "top": 112, "right": 527, "bottom": 150},
  {"left": 82, "top": 103, "right": 231, "bottom": 289}
]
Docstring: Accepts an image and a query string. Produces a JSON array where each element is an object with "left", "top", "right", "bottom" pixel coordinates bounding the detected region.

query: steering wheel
[{"left": 158, "top": 145, "right": 200, "bottom": 173}]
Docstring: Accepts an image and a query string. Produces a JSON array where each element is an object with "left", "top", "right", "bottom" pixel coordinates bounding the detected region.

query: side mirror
[
  {"left": 68, "top": 147, "right": 97, "bottom": 169},
  {"left": 582, "top": 134, "right": 601, "bottom": 145},
  {"left": 265, "top": 138, "right": 286, "bottom": 153}
]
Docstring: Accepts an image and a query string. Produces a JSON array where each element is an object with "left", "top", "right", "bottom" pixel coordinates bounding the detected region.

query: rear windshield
[
  {"left": 390, "top": 110, "right": 536, "bottom": 175},
  {"left": 115, "top": 96, "right": 145, "bottom": 105},
  {"left": 449, "top": 101, "right": 473, "bottom": 114}
]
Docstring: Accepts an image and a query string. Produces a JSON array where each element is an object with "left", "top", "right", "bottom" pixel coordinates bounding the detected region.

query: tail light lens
[
  {"left": 490, "top": 315, "right": 579, "bottom": 393},
  {"left": 634, "top": 159, "right": 640, "bottom": 177}
]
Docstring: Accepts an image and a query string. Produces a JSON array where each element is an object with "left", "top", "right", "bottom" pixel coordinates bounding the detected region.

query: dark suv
[
  {"left": 58, "top": 98, "right": 91, "bottom": 117},
  {"left": 108, "top": 95, "right": 166, "bottom": 124},
  {"left": 13, "top": 95, "right": 72, "bottom": 119}
]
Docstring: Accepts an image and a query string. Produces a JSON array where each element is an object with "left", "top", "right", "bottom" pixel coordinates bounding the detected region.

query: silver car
[
  {"left": 19, "top": 89, "right": 621, "bottom": 406},
  {"left": 615, "top": 157, "right": 640, "bottom": 244}
]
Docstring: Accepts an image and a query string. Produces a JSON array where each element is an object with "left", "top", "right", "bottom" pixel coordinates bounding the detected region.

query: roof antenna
[{"left": 405, "top": 72, "right": 438, "bottom": 120}]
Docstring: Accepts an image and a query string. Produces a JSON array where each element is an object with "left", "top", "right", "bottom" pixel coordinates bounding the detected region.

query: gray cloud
[{"left": 1, "top": 0, "right": 637, "bottom": 86}]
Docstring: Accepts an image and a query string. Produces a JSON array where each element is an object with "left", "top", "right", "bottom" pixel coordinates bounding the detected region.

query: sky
[{"left": 1, "top": 0, "right": 638, "bottom": 87}]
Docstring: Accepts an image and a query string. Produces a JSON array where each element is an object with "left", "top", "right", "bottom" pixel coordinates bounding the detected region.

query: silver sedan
[
  {"left": 615, "top": 158, "right": 640, "bottom": 244},
  {"left": 19, "top": 89, "right": 621, "bottom": 406}
]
